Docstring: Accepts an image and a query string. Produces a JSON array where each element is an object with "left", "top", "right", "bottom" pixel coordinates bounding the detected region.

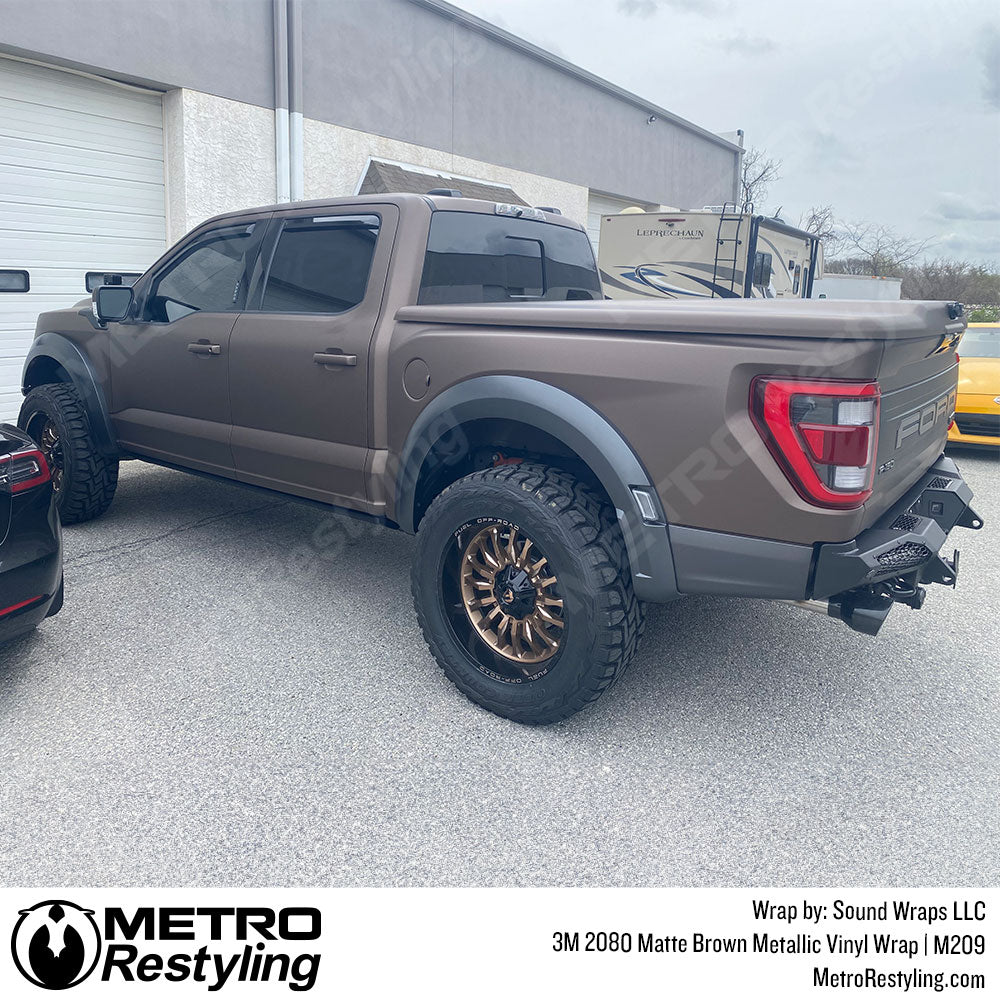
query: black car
[{"left": 0, "top": 424, "right": 62, "bottom": 643}]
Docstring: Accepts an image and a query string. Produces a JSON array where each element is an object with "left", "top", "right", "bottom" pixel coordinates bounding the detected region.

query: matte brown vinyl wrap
[
  {"left": 385, "top": 322, "right": 881, "bottom": 542},
  {"left": 23, "top": 195, "right": 964, "bottom": 559},
  {"left": 384, "top": 299, "right": 963, "bottom": 545}
]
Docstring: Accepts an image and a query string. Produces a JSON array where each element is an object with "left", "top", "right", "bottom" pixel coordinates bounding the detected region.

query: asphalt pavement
[{"left": 1, "top": 450, "right": 997, "bottom": 886}]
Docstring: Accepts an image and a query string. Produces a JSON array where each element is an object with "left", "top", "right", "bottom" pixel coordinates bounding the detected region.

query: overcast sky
[{"left": 452, "top": 0, "right": 1000, "bottom": 265}]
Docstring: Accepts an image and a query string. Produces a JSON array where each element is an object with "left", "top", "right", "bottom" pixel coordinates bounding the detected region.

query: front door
[
  {"left": 109, "top": 220, "right": 266, "bottom": 473},
  {"left": 228, "top": 206, "right": 397, "bottom": 510}
]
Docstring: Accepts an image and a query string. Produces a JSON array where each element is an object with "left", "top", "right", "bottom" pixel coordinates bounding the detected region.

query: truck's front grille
[{"left": 955, "top": 413, "right": 1000, "bottom": 438}]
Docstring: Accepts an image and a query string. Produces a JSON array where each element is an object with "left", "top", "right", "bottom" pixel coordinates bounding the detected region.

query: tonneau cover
[{"left": 396, "top": 298, "right": 964, "bottom": 343}]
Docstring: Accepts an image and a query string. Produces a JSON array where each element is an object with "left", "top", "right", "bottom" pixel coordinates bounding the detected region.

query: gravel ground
[{"left": 1, "top": 449, "right": 997, "bottom": 887}]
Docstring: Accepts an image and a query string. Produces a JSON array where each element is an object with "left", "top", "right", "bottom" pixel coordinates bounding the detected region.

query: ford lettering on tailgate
[{"left": 895, "top": 388, "right": 957, "bottom": 449}]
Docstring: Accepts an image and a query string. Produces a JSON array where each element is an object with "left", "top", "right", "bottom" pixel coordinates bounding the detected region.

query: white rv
[{"left": 597, "top": 205, "right": 823, "bottom": 301}]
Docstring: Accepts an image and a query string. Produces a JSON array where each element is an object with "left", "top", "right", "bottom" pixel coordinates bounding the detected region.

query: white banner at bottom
[{"left": 0, "top": 887, "right": 993, "bottom": 997}]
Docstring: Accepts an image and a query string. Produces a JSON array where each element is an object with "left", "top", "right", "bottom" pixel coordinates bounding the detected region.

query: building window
[
  {"left": 85, "top": 272, "right": 141, "bottom": 293},
  {"left": 259, "top": 216, "right": 380, "bottom": 314},
  {"left": 0, "top": 270, "right": 29, "bottom": 293}
]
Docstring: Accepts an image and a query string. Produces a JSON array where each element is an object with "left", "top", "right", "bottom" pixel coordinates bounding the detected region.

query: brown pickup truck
[{"left": 17, "top": 193, "right": 982, "bottom": 723}]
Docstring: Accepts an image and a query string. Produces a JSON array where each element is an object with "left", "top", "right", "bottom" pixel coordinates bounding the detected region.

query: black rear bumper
[
  {"left": 665, "top": 453, "right": 981, "bottom": 636},
  {"left": 812, "top": 455, "right": 980, "bottom": 598},
  {"left": 808, "top": 455, "right": 982, "bottom": 634}
]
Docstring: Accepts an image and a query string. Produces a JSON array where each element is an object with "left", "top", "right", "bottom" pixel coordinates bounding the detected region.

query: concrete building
[{"left": 0, "top": 0, "right": 742, "bottom": 417}]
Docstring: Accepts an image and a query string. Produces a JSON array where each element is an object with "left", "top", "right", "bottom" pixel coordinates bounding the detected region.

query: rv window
[{"left": 752, "top": 252, "right": 773, "bottom": 288}]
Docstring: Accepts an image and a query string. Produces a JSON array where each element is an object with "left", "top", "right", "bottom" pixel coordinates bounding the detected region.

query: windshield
[{"left": 961, "top": 327, "right": 1000, "bottom": 359}]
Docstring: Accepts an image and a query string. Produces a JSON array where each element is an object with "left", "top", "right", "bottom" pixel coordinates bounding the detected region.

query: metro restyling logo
[
  {"left": 12, "top": 900, "right": 102, "bottom": 989},
  {"left": 11, "top": 903, "right": 321, "bottom": 992}
]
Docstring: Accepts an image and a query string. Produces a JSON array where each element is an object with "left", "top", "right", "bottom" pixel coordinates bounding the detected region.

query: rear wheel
[
  {"left": 412, "top": 463, "right": 644, "bottom": 724},
  {"left": 19, "top": 383, "right": 118, "bottom": 524}
]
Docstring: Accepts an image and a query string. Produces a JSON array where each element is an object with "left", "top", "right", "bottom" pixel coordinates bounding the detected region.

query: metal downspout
[
  {"left": 273, "top": 0, "right": 291, "bottom": 202},
  {"left": 288, "top": 0, "right": 304, "bottom": 201}
]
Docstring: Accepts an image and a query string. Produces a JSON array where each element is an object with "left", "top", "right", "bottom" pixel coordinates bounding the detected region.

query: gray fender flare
[
  {"left": 21, "top": 332, "right": 120, "bottom": 459},
  {"left": 395, "top": 375, "right": 679, "bottom": 603}
]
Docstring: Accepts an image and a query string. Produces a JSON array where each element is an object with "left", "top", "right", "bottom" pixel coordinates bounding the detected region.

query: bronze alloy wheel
[
  {"left": 447, "top": 521, "right": 565, "bottom": 681},
  {"left": 414, "top": 464, "right": 645, "bottom": 722},
  {"left": 30, "top": 417, "right": 64, "bottom": 494}
]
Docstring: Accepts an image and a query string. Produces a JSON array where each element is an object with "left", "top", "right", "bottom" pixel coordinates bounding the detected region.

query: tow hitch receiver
[
  {"left": 819, "top": 546, "right": 962, "bottom": 635},
  {"left": 789, "top": 457, "right": 981, "bottom": 637},
  {"left": 922, "top": 548, "right": 960, "bottom": 588}
]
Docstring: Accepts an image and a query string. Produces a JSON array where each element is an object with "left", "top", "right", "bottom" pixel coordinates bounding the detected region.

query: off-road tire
[
  {"left": 19, "top": 383, "right": 118, "bottom": 524},
  {"left": 412, "top": 463, "right": 645, "bottom": 724}
]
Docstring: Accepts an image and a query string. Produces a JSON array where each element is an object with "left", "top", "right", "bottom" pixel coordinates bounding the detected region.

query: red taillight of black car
[
  {"left": 0, "top": 447, "right": 51, "bottom": 495},
  {"left": 750, "top": 377, "right": 881, "bottom": 509}
]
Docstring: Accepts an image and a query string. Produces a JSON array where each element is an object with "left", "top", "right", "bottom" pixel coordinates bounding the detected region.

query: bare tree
[
  {"left": 901, "top": 259, "right": 1000, "bottom": 304},
  {"left": 799, "top": 205, "right": 836, "bottom": 239},
  {"left": 835, "top": 221, "right": 932, "bottom": 276},
  {"left": 740, "top": 147, "right": 780, "bottom": 211},
  {"left": 798, "top": 204, "right": 843, "bottom": 256}
]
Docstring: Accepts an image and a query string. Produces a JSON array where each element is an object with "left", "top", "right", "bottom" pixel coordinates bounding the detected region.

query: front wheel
[
  {"left": 19, "top": 383, "right": 118, "bottom": 524},
  {"left": 412, "top": 463, "right": 645, "bottom": 724}
]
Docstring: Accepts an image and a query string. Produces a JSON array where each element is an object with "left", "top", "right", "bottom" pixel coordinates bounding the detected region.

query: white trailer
[
  {"left": 597, "top": 205, "right": 822, "bottom": 301},
  {"left": 812, "top": 273, "right": 902, "bottom": 300}
]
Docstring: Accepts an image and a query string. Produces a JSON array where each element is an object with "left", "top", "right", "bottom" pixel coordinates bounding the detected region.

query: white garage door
[
  {"left": 587, "top": 191, "right": 654, "bottom": 260},
  {"left": 0, "top": 58, "right": 167, "bottom": 419}
]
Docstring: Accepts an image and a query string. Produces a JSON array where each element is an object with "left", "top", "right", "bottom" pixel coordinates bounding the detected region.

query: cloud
[
  {"left": 618, "top": 0, "right": 725, "bottom": 17},
  {"left": 933, "top": 193, "right": 1000, "bottom": 222},
  {"left": 719, "top": 35, "right": 777, "bottom": 56},
  {"left": 982, "top": 26, "right": 1000, "bottom": 109},
  {"left": 796, "top": 129, "right": 862, "bottom": 173},
  {"left": 938, "top": 232, "right": 1000, "bottom": 258}
]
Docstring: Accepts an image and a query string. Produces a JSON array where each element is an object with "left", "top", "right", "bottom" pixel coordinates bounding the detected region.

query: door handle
[
  {"left": 313, "top": 352, "right": 357, "bottom": 367},
  {"left": 188, "top": 343, "right": 221, "bottom": 356}
]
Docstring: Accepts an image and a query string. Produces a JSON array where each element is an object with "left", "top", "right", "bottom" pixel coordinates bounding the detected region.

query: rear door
[
  {"left": 109, "top": 220, "right": 266, "bottom": 474},
  {"left": 228, "top": 204, "right": 398, "bottom": 510}
]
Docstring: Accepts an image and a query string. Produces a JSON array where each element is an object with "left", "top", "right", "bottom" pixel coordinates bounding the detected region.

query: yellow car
[{"left": 948, "top": 322, "right": 1000, "bottom": 448}]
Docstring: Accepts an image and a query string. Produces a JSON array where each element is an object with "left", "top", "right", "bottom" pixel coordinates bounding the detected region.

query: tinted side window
[
  {"left": 259, "top": 215, "right": 380, "bottom": 313},
  {"left": 418, "top": 212, "right": 602, "bottom": 304},
  {"left": 146, "top": 224, "right": 258, "bottom": 322}
]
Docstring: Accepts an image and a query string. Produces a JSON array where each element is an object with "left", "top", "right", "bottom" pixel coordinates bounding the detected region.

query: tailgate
[{"left": 863, "top": 302, "right": 964, "bottom": 528}]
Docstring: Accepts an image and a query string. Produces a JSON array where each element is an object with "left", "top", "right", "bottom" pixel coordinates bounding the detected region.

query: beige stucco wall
[
  {"left": 164, "top": 90, "right": 593, "bottom": 239},
  {"left": 302, "top": 117, "right": 589, "bottom": 227},
  {"left": 163, "top": 89, "right": 277, "bottom": 242}
]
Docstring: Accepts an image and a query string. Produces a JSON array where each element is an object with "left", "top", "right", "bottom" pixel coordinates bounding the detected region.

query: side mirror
[{"left": 93, "top": 285, "right": 134, "bottom": 325}]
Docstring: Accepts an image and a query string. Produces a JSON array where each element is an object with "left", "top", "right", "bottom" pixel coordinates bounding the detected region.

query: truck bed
[{"left": 392, "top": 297, "right": 963, "bottom": 542}]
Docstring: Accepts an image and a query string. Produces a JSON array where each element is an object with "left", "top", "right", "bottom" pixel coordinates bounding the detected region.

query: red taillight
[
  {"left": 0, "top": 595, "right": 44, "bottom": 618},
  {"left": 0, "top": 447, "right": 51, "bottom": 495},
  {"left": 750, "top": 377, "right": 881, "bottom": 509}
]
